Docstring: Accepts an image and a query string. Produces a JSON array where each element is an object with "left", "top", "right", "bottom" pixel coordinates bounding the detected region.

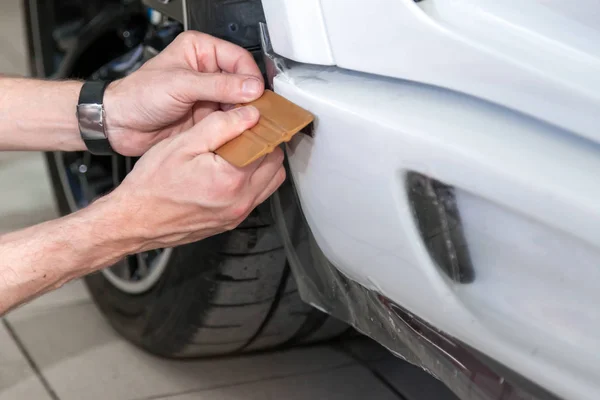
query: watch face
[{"left": 77, "top": 103, "right": 107, "bottom": 140}]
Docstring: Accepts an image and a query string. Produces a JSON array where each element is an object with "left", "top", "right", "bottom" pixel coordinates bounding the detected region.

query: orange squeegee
[{"left": 215, "top": 90, "right": 314, "bottom": 167}]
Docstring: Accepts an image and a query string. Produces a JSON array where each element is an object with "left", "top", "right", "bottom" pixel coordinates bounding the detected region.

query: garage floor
[
  {"left": 1, "top": 278, "right": 407, "bottom": 400},
  {"left": 0, "top": 1, "right": 454, "bottom": 399}
]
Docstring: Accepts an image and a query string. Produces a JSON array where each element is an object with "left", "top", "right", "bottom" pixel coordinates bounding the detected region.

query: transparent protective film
[{"left": 271, "top": 167, "right": 559, "bottom": 400}]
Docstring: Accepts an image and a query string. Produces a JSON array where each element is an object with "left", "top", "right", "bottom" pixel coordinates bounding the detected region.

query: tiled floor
[
  {"left": 3, "top": 285, "right": 397, "bottom": 400},
  {"left": 0, "top": 1, "right": 453, "bottom": 399},
  {"left": 1, "top": 273, "right": 407, "bottom": 400},
  {"left": 0, "top": 0, "right": 28, "bottom": 77},
  {"left": 0, "top": 151, "right": 411, "bottom": 400}
]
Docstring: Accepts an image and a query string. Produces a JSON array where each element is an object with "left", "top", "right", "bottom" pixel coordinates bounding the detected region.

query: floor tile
[
  {"left": 0, "top": 152, "right": 58, "bottom": 234},
  {"left": 158, "top": 365, "right": 400, "bottom": 400},
  {"left": 6, "top": 279, "right": 91, "bottom": 320},
  {"left": 0, "top": 47, "right": 28, "bottom": 76},
  {"left": 369, "top": 357, "right": 458, "bottom": 400},
  {"left": 0, "top": 322, "right": 52, "bottom": 400},
  {"left": 339, "top": 336, "right": 459, "bottom": 399},
  {"left": 0, "top": 54, "right": 25, "bottom": 76},
  {"left": 0, "top": 0, "right": 28, "bottom": 65},
  {"left": 338, "top": 336, "right": 392, "bottom": 363},
  {"left": 0, "top": 0, "right": 22, "bottom": 22},
  {"left": 9, "top": 302, "right": 355, "bottom": 400}
]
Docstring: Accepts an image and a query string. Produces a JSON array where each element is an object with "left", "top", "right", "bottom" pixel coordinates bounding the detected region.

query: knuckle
[
  {"left": 173, "top": 32, "right": 192, "bottom": 48},
  {"left": 229, "top": 199, "right": 254, "bottom": 221},
  {"left": 241, "top": 48, "right": 254, "bottom": 61},
  {"left": 178, "top": 30, "right": 202, "bottom": 45},
  {"left": 277, "top": 167, "right": 287, "bottom": 183},
  {"left": 272, "top": 148, "right": 284, "bottom": 162},
  {"left": 220, "top": 173, "right": 244, "bottom": 195}
]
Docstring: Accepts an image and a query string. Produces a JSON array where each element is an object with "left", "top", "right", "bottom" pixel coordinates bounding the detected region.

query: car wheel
[
  {"left": 45, "top": 128, "right": 348, "bottom": 357},
  {"left": 31, "top": 0, "right": 349, "bottom": 357}
]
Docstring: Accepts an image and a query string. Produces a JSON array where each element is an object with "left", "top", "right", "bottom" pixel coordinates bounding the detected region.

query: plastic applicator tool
[{"left": 215, "top": 90, "right": 314, "bottom": 167}]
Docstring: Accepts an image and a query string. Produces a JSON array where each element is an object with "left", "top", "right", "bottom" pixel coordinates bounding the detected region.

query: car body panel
[
  {"left": 264, "top": 0, "right": 600, "bottom": 145},
  {"left": 261, "top": 0, "right": 334, "bottom": 65},
  {"left": 258, "top": 1, "right": 600, "bottom": 398},
  {"left": 272, "top": 63, "right": 600, "bottom": 400}
]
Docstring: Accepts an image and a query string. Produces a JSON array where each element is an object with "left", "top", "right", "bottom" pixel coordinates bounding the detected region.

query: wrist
[
  {"left": 66, "top": 193, "right": 144, "bottom": 273},
  {"left": 102, "top": 79, "right": 126, "bottom": 151},
  {"left": 77, "top": 80, "right": 121, "bottom": 155}
]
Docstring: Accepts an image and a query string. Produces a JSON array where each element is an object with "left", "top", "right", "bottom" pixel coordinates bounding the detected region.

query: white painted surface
[
  {"left": 276, "top": 0, "right": 600, "bottom": 145},
  {"left": 262, "top": 3, "right": 600, "bottom": 396},
  {"left": 274, "top": 64, "right": 600, "bottom": 400},
  {"left": 261, "top": 0, "right": 334, "bottom": 65},
  {"left": 455, "top": 189, "right": 600, "bottom": 383}
]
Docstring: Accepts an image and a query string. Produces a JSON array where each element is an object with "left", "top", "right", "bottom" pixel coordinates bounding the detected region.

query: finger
[
  {"left": 192, "top": 101, "right": 219, "bottom": 124},
  {"left": 212, "top": 150, "right": 277, "bottom": 192},
  {"left": 154, "top": 31, "right": 262, "bottom": 78},
  {"left": 220, "top": 103, "right": 236, "bottom": 112},
  {"left": 175, "top": 71, "right": 264, "bottom": 104},
  {"left": 196, "top": 33, "right": 263, "bottom": 77},
  {"left": 181, "top": 106, "right": 260, "bottom": 156},
  {"left": 249, "top": 148, "right": 284, "bottom": 191},
  {"left": 253, "top": 166, "right": 287, "bottom": 206}
]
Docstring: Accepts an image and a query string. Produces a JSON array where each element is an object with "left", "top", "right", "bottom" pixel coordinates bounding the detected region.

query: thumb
[
  {"left": 181, "top": 106, "right": 260, "bottom": 156},
  {"left": 174, "top": 70, "right": 264, "bottom": 104}
]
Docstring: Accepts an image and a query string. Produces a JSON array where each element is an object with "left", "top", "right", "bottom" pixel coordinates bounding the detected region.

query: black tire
[
  {"left": 39, "top": 0, "right": 348, "bottom": 358},
  {"left": 46, "top": 155, "right": 348, "bottom": 358}
]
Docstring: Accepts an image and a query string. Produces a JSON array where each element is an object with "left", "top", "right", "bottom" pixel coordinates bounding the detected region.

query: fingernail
[
  {"left": 242, "top": 78, "right": 262, "bottom": 96},
  {"left": 236, "top": 105, "right": 258, "bottom": 121}
]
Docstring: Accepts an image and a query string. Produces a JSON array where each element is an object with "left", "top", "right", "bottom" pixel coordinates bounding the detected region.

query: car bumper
[{"left": 274, "top": 63, "right": 600, "bottom": 400}]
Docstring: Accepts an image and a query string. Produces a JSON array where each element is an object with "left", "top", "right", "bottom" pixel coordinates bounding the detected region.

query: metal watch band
[{"left": 77, "top": 81, "right": 115, "bottom": 155}]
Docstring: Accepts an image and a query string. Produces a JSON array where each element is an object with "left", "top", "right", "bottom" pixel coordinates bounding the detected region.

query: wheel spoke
[
  {"left": 111, "top": 155, "right": 128, "bottom": 187},
  {"left": 87, "top": 177, "right": 114, "bottom": 195},
  {"left": 111, "top": 259, "right": 132, "bottom": 281},
  {"left": 70, "top": 158, "right": 93, "bottom": 206},
  {"left": 125, "top": 156, "right": 134, "bottom": 174},
  {"left": 135, "top": 253, "right": 149, "bottom": 278}
]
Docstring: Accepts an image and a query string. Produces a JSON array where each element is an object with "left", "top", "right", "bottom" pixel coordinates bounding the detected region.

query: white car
[{"left": 25, "top": 0, "right": 600, "bottom": 399}]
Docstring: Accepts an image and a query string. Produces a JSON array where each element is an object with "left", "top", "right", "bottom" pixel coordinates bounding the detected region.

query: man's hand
[
  {"left": 0, "top": 32, "right": 284, "bottom": 314},
  {"left": 102, "top": 105, "right": 285, "bottom": 251},
  {"left": 0, "top": 105, "right": 285, "bottom": 315},
  {"left": 0, "top": 32, "right": 262, "bottom": 155},
  {"left": 104, "top": 31, "right": 265, "bottom": 156}
]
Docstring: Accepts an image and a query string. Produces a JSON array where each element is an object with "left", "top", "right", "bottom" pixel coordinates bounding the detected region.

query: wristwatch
[{"left": 76, "top": 81, "right": 115, "bottom": 155}]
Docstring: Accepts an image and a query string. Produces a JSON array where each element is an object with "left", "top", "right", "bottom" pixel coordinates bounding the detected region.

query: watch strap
[{"left": 77, "top": 81, "right": 115, "bottom": 155}]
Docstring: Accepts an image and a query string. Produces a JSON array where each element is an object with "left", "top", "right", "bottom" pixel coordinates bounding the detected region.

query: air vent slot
[{"left": 407, "top": 172, "right": 475, "bottom": 283}]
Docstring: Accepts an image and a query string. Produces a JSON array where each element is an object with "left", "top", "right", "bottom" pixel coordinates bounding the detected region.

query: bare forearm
[
  {"left": 0, "top": 196, "right": 139, "bottom": 315},
  {"left": 0, "top": 76, "right": 86, "bottom": 151}
]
